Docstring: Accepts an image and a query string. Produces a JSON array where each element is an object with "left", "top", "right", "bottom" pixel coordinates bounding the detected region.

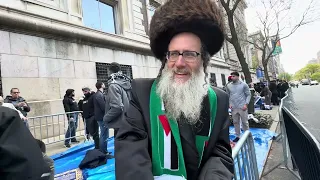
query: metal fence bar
[
  {"left": 232, "top": 130, "right": 259, "bottom": 180},
  {"left": 282, "top": 106, "right": 320, "bottom": 180},
  {"left": 28, "top": 111, "right": 86, "bottom": 145}
]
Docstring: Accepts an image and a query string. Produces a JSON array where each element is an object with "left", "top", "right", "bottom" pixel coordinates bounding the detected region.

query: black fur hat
[{"left": 149, "top": 0, "right": 225, "bottom": 61}]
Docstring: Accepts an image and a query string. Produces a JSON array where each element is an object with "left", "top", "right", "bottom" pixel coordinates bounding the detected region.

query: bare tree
[
  {"left": 219, "top": 0, "right": 252, "bottom": 84},
  {"left": 246, "top": 0, "right": 319, "bottom": 82}
]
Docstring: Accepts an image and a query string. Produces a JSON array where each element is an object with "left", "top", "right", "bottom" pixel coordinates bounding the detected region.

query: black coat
[
  {"left": 79, "top": 92, "right": 95, "bottom": 119},
  {"left": 93, "top": 90, "right": 106, "bottom": 121},
  {"left": 115, "top": 79, "right": 234, "bottom": 180},
  {"left": 63, "top": 96, "right": 79, "bottom": 118},
  {"left": 0, "top": 107, "right": 51, "bottom": 180}
]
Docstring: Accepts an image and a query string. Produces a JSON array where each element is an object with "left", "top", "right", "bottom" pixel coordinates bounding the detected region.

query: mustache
[{"left": 173, "top": 68, "right": 191, "bottom": 74}]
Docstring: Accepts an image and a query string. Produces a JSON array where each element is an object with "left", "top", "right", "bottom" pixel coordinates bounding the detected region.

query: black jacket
[
  {"left": 63, "top": 96, "right": 79, "bottom": 118},
  {"left": 79, "top": 92, "right": 95, "bottom": 119},
  {"left": 93, "top": 90, "right": 105, "bottom": 121},
  {"left": 115, "top": 79, "right": 233, "bottom": 180},
  {"left": 0, "top": 107, "right": 51, "bottom": 180},
  {"left": 4, "top": 96, "right": 30, "bottom": 117},
  {"left": 79, "top": 149, "right": 107, "bottom": 170}
]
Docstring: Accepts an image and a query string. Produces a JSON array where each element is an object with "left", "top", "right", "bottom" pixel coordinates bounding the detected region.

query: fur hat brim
[{"left": 150, "top": 0, "right": 225, "bottom": 61}]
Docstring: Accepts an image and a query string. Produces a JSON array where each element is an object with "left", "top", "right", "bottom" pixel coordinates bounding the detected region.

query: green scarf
[{"left": 150, "top": 81, "right": 217, "bottom": 178}]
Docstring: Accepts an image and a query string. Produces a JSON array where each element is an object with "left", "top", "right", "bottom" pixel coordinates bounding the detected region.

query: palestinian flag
[{"left": 158, "top": 114, "right": 178, "bottom": 170}]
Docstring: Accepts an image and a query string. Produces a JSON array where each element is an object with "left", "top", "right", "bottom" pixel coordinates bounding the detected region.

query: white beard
[{"left": 156, "top": 65, "right": 208, "bottom": 125}]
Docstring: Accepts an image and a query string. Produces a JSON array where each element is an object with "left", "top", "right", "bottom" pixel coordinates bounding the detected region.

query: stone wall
[{"left": 0, "top": 30, "right": 161, "bottom": 116}]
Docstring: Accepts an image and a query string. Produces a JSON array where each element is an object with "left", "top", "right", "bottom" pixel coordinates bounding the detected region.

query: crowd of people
[
  {"left": 62, "top": 62, "right": 132, "bottom": 156},
  {"left": 254, "top": 80, "right": 290, "bottom": 107}
]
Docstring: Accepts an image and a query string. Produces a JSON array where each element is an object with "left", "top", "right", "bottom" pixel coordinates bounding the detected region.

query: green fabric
[
  {"left": 195, "top": 87, "right": 217, "bottom": 166},
  {"left": 150, "top": 80, "right": 217, "bottom": 178}
]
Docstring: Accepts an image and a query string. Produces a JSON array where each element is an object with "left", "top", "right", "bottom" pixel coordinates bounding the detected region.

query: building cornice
[{"left": 0, "top": 5, "right": 152, "bottom": 55}]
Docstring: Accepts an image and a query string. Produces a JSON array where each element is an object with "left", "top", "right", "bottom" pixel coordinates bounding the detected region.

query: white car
[{"left": 310, "top": 80, "right": 319, "bottom": 85}]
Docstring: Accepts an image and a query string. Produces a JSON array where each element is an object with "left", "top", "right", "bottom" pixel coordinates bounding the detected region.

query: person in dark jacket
[
  {"left": 260, "top": 84, "right": 272, "bottom": 106},
  {"left": 103, "top": 62, "right": 132, "bottom": 138},
  {"left": 63, "top": 89, "right": 80, "bottom": 148},
  {"left": 0, "top": 106, "right": 51, "bottom": 180},
  {"left": 93, "top": 82, "right": 108, "bottom": 153},
  {"left": 79, "top": 87, "right": 100, "bottom": 149},
  {"left": 4, "top": 88, "right": 30, "bottom": 128},
  {"left": 269, "top": 81, "right": 279, "bottom": 105},
  {"left": 281, "top": 80, "right": 290, "bottom": 98},
  {"left": 115, "top": 0, "right": 233, "bottom": 179}
]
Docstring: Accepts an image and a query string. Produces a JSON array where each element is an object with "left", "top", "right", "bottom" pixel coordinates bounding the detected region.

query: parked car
[
  {"left": 310, "top": 80, "right": 319, "bottom": 85},
  {"left": 301, "top": 79, "right": 310, "bottom": 85}
]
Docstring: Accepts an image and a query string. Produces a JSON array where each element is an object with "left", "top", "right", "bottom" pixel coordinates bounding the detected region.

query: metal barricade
[
  {"left": 232, "top": 131, "right": 259, "bottom": 180},
  {"left": 282, "top": 102, "right": 320, "bottom": 179},
  {"left": 28, "top": 111, "right": 87, "bottom": 145},
  {"left": 263, "top": 87, "right": 320, "bottom": 180}
]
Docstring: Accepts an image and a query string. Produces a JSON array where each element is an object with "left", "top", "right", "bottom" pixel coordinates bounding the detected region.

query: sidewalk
[{"left": 259, "top": 106, "right": 300, "bottom": 180}]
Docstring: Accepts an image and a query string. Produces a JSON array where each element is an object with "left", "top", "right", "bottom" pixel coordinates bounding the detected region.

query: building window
[
  {"left": 148, "top": 1, "right": 160, "bottom": 23},
  {"left": 96, "top": 62, "right": 133, "bottom": 90},
  {"left": 82, "top": 0, "right": 116, "bottom": 34},
  {"left": 221, "top": 74, "right": 226, "bottom": 86},
  {"left": 210, "top": 73, "right": 216, "bottom": 82}
]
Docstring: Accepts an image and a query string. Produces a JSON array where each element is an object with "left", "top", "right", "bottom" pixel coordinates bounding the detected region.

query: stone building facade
[{"left": 0, "top": 0, "right": 230, "bottom": 116}]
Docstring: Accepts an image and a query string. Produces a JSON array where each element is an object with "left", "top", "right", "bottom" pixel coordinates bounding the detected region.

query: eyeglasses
[
  {"left": 166, "top": 51, "right": 201, "bottom": 62},
  {"left": 12, "top": 92, "right": 20, "bottom": 94}
]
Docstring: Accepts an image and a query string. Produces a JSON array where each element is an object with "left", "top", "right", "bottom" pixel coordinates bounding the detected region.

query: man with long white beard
[{"left": 115, "top": 0, "right": 234, "bottom": 179}]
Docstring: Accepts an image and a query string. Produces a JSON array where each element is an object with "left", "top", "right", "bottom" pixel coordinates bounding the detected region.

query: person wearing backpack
[{"left": 103, "top": 62, "right": 132, "bottom": 138}]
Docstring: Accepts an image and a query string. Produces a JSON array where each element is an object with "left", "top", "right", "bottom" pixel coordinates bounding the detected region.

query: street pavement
[{"left": 287, "top": 84, "right": 320, "bottom": 141}]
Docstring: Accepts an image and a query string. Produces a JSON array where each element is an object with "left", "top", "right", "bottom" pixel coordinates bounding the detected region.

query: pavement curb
[{"left": 259, "top": 108, "right": 280, "bottom": 179}]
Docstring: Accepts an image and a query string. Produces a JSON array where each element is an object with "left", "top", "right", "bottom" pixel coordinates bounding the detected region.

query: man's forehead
[{"left": 169, "top": 33, "right": 201, "bottom": 49}]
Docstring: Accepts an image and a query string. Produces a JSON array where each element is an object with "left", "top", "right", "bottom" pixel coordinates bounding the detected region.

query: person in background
[
  {"left": 63, "top": 89, "right": 80, "bottom": 148},
  {"left": 4, "top": 88, "right": 30, "bottom": 127},
  {"left": 79, "top": 87, "right": 100, "bottom": 149},
  {"left": 35, "top": 139, "right": 54, "bottom": 180},
  {"left": 277, "top": 80, "right": 283, "bottom": 98},
  {"left": 93, "top": 82, "right": 108, "bottom": 154},
  {"left": 269, "top": 80, "right": 279, "bottom": 105},
  {"left": 0, "top": 106, "right": 51, "bottom": 180},
  {"left": 260, "top": 84, "right": 272, "bottom": 106},
  {"left": 226, "top": 72, "right": 251, "bottom": 142},
  {"left": 0, "top": 96, "right": 28, "bottom": 124},
  {"left": 280, "top": 80, "right": 289, "bottom": 98},
  {"left": 78, "top": 94, "right": 90, "bottom": 140},
  {"left": 103, "top": 62, "right": 132, "bottom": 137}
]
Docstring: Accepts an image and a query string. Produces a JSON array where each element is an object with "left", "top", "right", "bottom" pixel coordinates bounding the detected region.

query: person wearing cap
[
  {"left": 78, "top": 87, "right": 100, "bottom": 149},
  {"left": 115, "top": 0, "right": 233, "bottom": 179}
]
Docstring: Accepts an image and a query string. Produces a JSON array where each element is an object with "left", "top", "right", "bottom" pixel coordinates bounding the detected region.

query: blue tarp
[{"left": 52, "top": 128, "right": 276, "bottom": 179}]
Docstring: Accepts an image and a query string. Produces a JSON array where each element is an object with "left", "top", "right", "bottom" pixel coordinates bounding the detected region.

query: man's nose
[{"left": 174, "top": 55, "right": 187, "bottom": 68}]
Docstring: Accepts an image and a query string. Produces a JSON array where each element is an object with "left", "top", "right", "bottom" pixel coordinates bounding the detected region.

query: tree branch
[
  {"left": 231, "top": 0, "right": 242, "bottom": 13},
  {"left": 225, "top": 36, "right": 232, "bottom": 43}
]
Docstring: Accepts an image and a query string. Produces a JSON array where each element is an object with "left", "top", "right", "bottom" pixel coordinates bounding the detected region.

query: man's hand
[
  {"left": 242, "top": 104, "right": 248, "bottom": 111},
  {"left": 18, "top": 102, "right": 27, "bottom": 107},
  {"left": 229, "top": 105, "right": 232, "bottom": 109},
  {"left": 22, "top": 117, "right": 28, "bottom": 121}
]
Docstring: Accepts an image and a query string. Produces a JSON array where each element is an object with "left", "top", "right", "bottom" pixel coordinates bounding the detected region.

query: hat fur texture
[{"left": 150, "top": 0, "right": 225, "bottom": 61}]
